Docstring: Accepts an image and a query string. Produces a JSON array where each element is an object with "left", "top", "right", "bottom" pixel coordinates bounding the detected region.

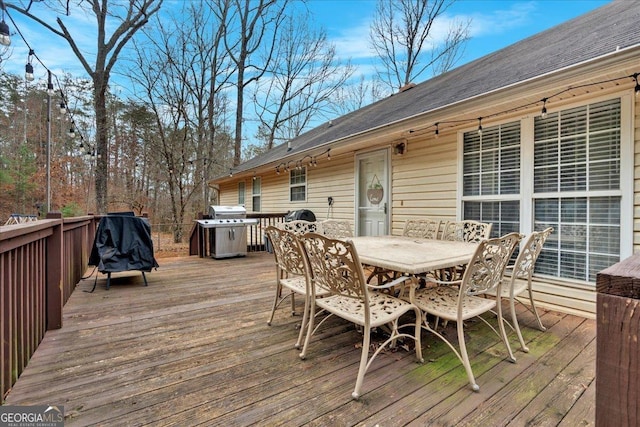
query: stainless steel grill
[{"left": 196, "top": 205, "right": 258, "bottom": 259}]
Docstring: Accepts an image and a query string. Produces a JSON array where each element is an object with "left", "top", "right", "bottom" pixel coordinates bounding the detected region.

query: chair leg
[
  {"left": 352, "top": 326, "right": 371, "bottom": 400},
  {"left": 295, "top": 295, "right": 310, "bottom": 349},
  {"left": 527, "top": 284, "right": 546, "bottom": 332},
  {"left": 510, "top": 296, "right": 529, "bottom": 353},
  {"left": 457, "top": 320, "right": 480, "bottom": 392},
  {"left": 299, "top": 301, "right": 317, "bottom": 360},
  {"left": 497, "top": 299, "right": 517, "bottom": 362},
  {"left": 267, "top": 279, "right": 282, "bottom": 326}
]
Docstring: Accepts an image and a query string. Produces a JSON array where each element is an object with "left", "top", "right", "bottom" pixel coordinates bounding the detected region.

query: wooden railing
[
  {"left": 0, "top": 213, "right": 98, "bottom": 400},
  {"left": 189, "top": 212, "right": 288, "bottom": 257}
]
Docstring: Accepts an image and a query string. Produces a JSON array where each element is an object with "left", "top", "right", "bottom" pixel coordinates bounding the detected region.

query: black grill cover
[
  {"left": 89, "top": 214, "right": 159, "bottom": 273},
  {"left": 285, "top": 209, "right": 316, "bottom": 222}
]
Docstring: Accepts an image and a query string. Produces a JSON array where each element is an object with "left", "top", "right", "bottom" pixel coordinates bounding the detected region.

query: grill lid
[{"left": 209, "top": 205, "right": 247, "bottom": 219}]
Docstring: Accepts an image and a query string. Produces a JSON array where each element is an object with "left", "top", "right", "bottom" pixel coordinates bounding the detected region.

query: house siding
[{"left": 390, "top": 132, "right": 458, "bottom": 235}]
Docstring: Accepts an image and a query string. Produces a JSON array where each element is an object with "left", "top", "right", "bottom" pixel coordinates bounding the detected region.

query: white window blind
[
  {"left": 462, "top": 121, "right": 521, "bottom": 239},
  {"left": 463, "top": 121, "right": 520, "bottom": 196},
  {"left": 533, "top": 98, "right": 621, "bottom": 282}
]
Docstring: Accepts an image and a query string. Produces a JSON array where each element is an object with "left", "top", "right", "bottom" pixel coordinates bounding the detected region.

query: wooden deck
[{"left": 4, "top": 253, "right": 596, "bottom": 426}]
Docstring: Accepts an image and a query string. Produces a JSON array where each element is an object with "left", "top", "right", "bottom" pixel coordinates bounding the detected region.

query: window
[
  {"left": 290, "top": 167, "right": 307, "bottom": 202},
  {"left": 238, "top": 181, "right": 245, "bottom": 206},
  {"left": 252, "top": 177, "right": 261, "bottom": 212},
  {"left": 532, "top": 98, "right": 622, "bottom": 282},
  {"left": 462, "top": 121, "right": 521, "bottom": 238},
  {"left": 461, "top": 97, "right": 627, "bottom": 283}
]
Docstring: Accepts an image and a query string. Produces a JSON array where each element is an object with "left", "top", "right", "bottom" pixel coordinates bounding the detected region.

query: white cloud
[{"left": 463, "top": 1, "right": 538, "bottom": 38}]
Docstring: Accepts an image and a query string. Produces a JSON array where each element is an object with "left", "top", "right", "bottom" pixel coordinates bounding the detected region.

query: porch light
[
  {"left": 541, "top": 98, "right": 548, "bottom": 119},
  {"left": 0, "top": 20, "right": 10, "bottom": 46},
  {"left": 59, "top": 101, "right": 66, "bottom": 114},
  {"left": 327, "top": 148, "right": 331, "bottom": 160},
  {"left": 47, "top": 81, "right": 55, "bottom": 96},
  {"left": 393, "top": 141, "right": 407, "bottom": 155},
  {"left": 477, "top": 118, "right": 483, "bottom": 135},
  {"left": 434, "top": 123, "right": 440, "bottom": 138}
]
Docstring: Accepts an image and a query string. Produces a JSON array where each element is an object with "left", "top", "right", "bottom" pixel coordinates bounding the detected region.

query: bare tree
[
  {"left": 369, "top": 0, "right": 470, "bottom": 91},
  {"left": 253, "top": 12, "right": 355, "bottom": 150},
  {"left": 6, "top": 0, "right": 163, "bottom": 214},
  {"left": 328, "top": 75, "right": 387, "bottom": 117},
  {"left": 130, "top": 1, "right": 234, "bottom": 242},
  {"left": 222, "top": 0, "right": 288, "bottom": 166}
]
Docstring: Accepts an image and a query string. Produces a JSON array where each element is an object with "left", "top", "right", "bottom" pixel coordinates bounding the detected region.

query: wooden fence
[{"left": 0, "top": 214, "right": 98, "bottom": 401}]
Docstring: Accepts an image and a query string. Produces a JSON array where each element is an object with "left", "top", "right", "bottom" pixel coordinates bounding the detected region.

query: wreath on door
[{"left": 366, "top": 174, "right": 384, "bottom": 205}]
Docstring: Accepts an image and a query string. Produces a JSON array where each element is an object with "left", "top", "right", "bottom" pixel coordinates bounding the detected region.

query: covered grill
[{"left": 196, "top": 205, "right": 258, "bottom": 258}]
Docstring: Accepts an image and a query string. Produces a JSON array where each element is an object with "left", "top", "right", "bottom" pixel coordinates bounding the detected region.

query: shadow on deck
[{"left": 4, "top": 253, "right": 595, "bottom": 426}]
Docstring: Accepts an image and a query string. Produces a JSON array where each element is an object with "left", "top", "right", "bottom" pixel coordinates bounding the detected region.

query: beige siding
[
  {"left": 219, "top": 155, "right": 356, "bottom": 229},
  {"left": 390, "top": 132, "right": 458, "bottom": 235}
]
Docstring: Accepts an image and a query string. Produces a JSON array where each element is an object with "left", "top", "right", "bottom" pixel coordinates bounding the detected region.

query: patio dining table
[{"left": 348, "top": 235, "right": 478, "bottom": 277}]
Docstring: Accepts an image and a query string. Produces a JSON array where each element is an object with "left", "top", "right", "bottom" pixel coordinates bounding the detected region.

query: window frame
[
  {"left": 457, "top": 91, "right": 633, "bottom": 285},
  {"left": 238, "top": 181, "right": 245, "bottom": 206},
  {"left": 252, "top": 177, "right": 261, "bottom": 212},
  {"left": 289, "top": 166, "right": 307, "bottom": 202}
]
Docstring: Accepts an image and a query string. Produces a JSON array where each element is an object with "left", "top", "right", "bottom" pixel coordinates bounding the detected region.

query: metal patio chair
[
  {"left": 265, "top": 226, "right": 329, "bottom": 349},
  {"left": 406, "top": 232, "right": 521, "bottom": 391},
  {"left": 298, "top": 233, "right": 423, "bottom": 400},
  {"left": 483, "top": 227, "right": 554, "bottom": 352}
]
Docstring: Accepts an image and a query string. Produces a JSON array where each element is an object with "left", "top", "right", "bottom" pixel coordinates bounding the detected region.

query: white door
[{"left": 356, "top": 149, "right": 389, "bottom": 236}]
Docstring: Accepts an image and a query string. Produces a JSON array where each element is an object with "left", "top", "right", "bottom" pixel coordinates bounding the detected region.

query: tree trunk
[{"left": 94, "top": 80, "right": 109, "bottom": 214}]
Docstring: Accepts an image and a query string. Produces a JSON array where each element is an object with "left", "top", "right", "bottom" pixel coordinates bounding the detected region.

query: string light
[
  {"left": 25, "top": 49, "right": 35, "bottom": 81},
  {"left": 0, "top": 0, "right": 10, "bottom": 47},
  {"left": 3, "top": 5, "right": 87, "bottom": 155},
  {"left": 406, "top": 71, "right": 639, "bottom": 138},
  {"left": 273, "top": 148, "right": 331, "bottom": 175}
]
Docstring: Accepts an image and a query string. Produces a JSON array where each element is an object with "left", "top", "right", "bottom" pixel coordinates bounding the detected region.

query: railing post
[
  {"left": 46, "top": 212, "right": 64, "bottom": 330},
  {"left": 596, "top": 253, "right": 640, "bottom": 427}
]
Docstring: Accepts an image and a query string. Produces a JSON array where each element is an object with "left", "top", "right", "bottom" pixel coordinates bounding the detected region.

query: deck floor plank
[{"left": 3, "top": 253, "right": 596, "bottom": 426}]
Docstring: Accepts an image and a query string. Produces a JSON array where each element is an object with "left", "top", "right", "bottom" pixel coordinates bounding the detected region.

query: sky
[
  {"left": 302, "top": 0, "right": 611, "bottom": 77},
  {"left": 0, "top": 0, "right": 612, "bottom": 97}
]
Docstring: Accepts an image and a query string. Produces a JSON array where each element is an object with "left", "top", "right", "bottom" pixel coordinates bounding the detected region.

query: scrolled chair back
[
  {"left": 441, "top": 220, "right": 492, "bottom": 243},
  {"left": 320, "top": 219, "right": 353, "bottom": 239},
  {"left": 265, "top": 226, "right": 306, "bottom": 276},
  {"left": 513, "top": 227, "right": 554, "bottom": 279},
  {"left": 463, "top": 232, "right": 521, "bottom": 296},
  {"left": 281, "top": 220, "right": 320, "bottom": 236},
  {"left": 402, "top": 218, "right": 441, "bottom": 239},
  {"left": 299, "top": 233, "right": 366, "bottom": 300}
]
